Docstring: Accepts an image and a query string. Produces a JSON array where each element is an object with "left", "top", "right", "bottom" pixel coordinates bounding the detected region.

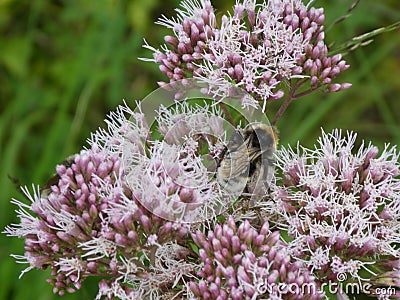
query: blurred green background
[{"left": 0, "top": 0, "right": 399, "bottom": 299}]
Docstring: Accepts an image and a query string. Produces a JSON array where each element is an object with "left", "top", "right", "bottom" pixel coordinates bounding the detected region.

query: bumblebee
[{"left": 216, "top": 123, "right": 278, "bottom": 202}]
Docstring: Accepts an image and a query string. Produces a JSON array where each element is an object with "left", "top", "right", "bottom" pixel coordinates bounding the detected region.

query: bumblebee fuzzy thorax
[{"left": 216, "top": 123, "right": 278, "bottom": 200}]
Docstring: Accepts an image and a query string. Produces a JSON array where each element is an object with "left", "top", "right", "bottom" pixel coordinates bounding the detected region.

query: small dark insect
[
  {"left": 8, "top": 174, "right": 22, "bottom": 193},
  {"left": 216, "top": 123, "right": 278, "bottom": 202}
]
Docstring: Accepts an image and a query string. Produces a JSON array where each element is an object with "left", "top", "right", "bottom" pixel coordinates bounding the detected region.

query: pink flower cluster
[
  {"left": 4, "top": 103, "right": 222, "bottom": 299},
  {"left": 190, "top": 217, "right": 323, "bottom": 299},
  {"left": 5, "top": 108, "right": 400, "bottom": 299},
  {"left": 144, "top": 0, "right": 350, "bottom": 110},
  {"left": 269, "top": 129, "right": 400, "bottom": 294}
]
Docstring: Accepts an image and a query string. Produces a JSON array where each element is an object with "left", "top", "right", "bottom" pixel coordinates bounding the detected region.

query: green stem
[{"left": 272, "top": 79, "right": 309, "bottom": 125}]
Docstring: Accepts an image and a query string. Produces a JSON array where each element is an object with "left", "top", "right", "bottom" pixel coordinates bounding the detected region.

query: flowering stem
[
  {"left": 271, "top": 78, "right": 312, "bottom": 125},
  {"left": 271, "top": 94, "right": 294, "bottom": 126},
  {"left": 292, "top": 87, "right": 318, "bottom": 99},
  {"left": 219, "top": 102, "right": 235, "bottom": 125}
]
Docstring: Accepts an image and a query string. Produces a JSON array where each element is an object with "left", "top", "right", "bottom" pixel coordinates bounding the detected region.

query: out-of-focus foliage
[{"left": 0, "top": 0, "right": 398, "bottom": 299}]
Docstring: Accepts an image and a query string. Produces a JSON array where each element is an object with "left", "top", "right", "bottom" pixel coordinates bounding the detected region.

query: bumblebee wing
[
  {"left": 248, "top": 146, "right": 262, "bottom": 160},
  {"left": 218, "top": 143, "right": 250, "bottom": 179}
]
